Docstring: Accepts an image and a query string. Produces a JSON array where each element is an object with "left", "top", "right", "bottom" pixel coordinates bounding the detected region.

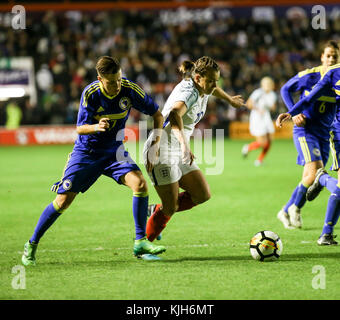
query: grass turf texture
[{"left": 1, "top": 139, "right": 340, "bottom": 300}]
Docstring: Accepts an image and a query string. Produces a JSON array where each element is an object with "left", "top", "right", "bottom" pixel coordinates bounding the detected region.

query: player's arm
[
  {"left": 281, "top": 74, "right": 307, "bottom": 127},
  {"left": 146, "top": 110, "right": 164, "bottom": 172},
  {"left": 169, "top": 101, "right": 194, "bottom": 165},
  {"left": 212, "top": 86, "right": 245, "bottom": 108},
  {"left": 276, "top": 77, "right": 329, "bottom": 128},
  {"left": 76, "top": 118, "right": 110, "bottom": 135}
]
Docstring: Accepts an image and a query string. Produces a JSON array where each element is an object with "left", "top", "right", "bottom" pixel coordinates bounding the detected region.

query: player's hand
[
  {"left": 292, "top": 114, "right": 306, "bottom": 127},
  {"left": 276, "top": 113, "right": 292, "bottom": 128},
  {"left": 229, "top": 95, "right": 246, "bottom": 109},
  {"left": 146, "top": 141, "right": 160, "bottom": 173},
  {"left": 182, "top": 145, "right": 195, "bottom": 165},
  {"left": 97, "top": 117, "right": 110, "bottom": 132}
]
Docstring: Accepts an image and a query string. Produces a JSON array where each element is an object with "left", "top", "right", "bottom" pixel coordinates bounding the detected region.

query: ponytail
[{"left": 178, "top": 60, "right": 195, "bottom": 79}]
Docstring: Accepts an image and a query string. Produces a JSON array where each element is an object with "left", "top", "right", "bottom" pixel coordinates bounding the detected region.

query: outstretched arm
[{"left": 212, "top": 87, "right": 246, "bottom": 108}]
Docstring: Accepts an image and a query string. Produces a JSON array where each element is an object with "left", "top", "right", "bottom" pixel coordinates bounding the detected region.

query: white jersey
[
  {"left": 145, "top": 78, "right": 210, "bottom": 160},
  {"left": 249, "top": 88, "right": 277, "bottom": 136},
  {"left": 162, "top": 78, "right": 210, "bottom": 141}
]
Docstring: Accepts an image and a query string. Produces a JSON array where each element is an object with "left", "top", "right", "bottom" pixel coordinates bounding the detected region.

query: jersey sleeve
[
  {"left": 77, "top": 89, "right": 96, "bottom": 126},
  {"left": 130, "top": 86, "right": 159, "bottom": 116},
  {"left": 173, "top": 86, "right": 198, "bottom": 111},
  {"left": 288, "top": 72, "right": 332, "bottom": 117},
  {"left": 280, "top": 74, "right": 303, "bottom": 110},
  {"left": 249, "top": 88, "right": 261, "bottom": 104}
]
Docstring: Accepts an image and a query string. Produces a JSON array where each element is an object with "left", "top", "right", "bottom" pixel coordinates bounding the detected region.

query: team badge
[
  {"left": 119, "top": 97, "right": 132, "bottom": 110},
  {"left": 313, "top": 148, "right": 321, "bottom": 157},
  {"left": 62, "top": 179, "right": 72, "bottom": 191},
  {"left": 159, "top": 168, "right": 170, "bottom": 178}
]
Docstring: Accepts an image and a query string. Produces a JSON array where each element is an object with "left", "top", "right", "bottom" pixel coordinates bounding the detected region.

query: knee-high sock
[
  {"left": 132, "top": 192, "right": 149, "bottom": 240},
  {"left": 321, "top": 187, "right": 340, "bottom": 235},
  {"left": 146, "top": 205, "right": 171, "bottom": 242},
  {"left": 248, "top": 141, "right": 261, "bottom": 152},
  {"left": 30, "top": 201, "right": 62, "bottom": 244},
  {"left": 319, "top": 174, "right": 338, "bottom": 193},
  {"left": 177, "top": 191, "right": 197, "bottom": 212},
  {"left": 283, "top": 185, "right": 299, "bottom": 213},
  {"left": 294, "top": 182, "right": 308, "bottom": 209},
  {"left": 257, "top": 141, "right": 271, "bottom": 162},
  {"left": 283, "top": 182, "right": 307, "bottom": 212}
]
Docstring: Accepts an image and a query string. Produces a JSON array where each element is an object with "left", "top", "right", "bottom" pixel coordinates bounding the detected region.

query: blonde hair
[{"left": 178, "top": 56, "right": 219, "bottom": 79}]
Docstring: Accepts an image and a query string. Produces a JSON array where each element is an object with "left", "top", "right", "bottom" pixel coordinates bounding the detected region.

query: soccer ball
[{"left": 249, "top": 230, "right": 283, "bottom": 261}]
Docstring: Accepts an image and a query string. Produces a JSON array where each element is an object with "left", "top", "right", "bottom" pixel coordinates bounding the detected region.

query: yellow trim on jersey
[
  {"left": 93, "top": 109, "right": 129, "bottom": 121},
  {"left": 121, "top": 79, "right": 145, "bottom": 98},
  {"left": 298, "top": 137, "right": 311, "bottom": 163},
  {"left": 298, "top": 65, "right": 323, "bottom": 78},
  {"left": 334, "top": 89, "right": 340, "bottom": 96},
  {"left": 83, "top": 84, "right": 100, "bottom": 107},
  {"left": 99, "top": 82, "right": 120, "bottom": 99},
  {"left": 329, "top": 131, "right": 339, "bottom": 170},
  {"left": 327, "top": 63, "right": 340, "bottom": 71},
  {"left": 303, "top": 90, "right": 336, "bottom": 103}
]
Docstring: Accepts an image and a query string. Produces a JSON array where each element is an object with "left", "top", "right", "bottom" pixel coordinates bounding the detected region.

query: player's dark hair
[
  {"left": 322, "top": 40, "right": 339, "bottom": 52},
  {"left": 96, "top": 56, "right": 121, "bottom": 76},
  {"left": 178, "top": 56, "right": 219, "bottom": 79}
]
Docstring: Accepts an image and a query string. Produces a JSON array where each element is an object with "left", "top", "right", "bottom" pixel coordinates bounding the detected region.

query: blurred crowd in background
[{"left": 0, "top": 7, "right": 339, "bottom": 133}]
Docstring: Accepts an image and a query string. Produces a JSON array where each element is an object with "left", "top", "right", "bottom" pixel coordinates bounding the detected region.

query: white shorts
[
  {"left": 249, "top": 112, "right": 275, "bottom": 137},
  {"left": 146, "top": 161, "right": 200, "bottom": 186}
]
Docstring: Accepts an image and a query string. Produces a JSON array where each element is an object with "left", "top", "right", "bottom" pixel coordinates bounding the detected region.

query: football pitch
[{"left": 1, "top": 139, "right": 340, "bottom": 300}]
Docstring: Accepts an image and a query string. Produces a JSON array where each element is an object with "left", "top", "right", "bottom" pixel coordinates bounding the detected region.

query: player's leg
[
  {"left": 279, "top": 133, "right": 324, "bottom": 229},
  {"left": 146, "top": 182, "right": 179, "bottom": 242},
  {"left": 256, "top": 133, "right": 272, "bottom": 164},
  {"left": 178, "top": 169, "right": 211, "bottom": 209},
  {"left": 120, "top": 169, "right": 166, "bottom": 256},
  {"left": 22, "top": 192, "right": 77, "bottom": 266},
  {"left": 287, "top": 160, "right": 323, "bottom": 228},
  {"left": 242, "top": 135, "right": 264, "bottom": 159}
]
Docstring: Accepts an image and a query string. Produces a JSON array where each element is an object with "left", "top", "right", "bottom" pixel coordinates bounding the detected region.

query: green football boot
[
  {"left": 133, "top": 237, "right": 166, "bottom": 257},
  {"left": 22, "top": 241, "right": 38, "bottom": 266}
]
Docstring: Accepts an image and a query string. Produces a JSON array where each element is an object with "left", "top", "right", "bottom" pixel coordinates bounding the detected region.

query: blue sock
[
  {"left": 30, "top": 201, "right": 62, "bottom": 244},
  {"left": 322, "top": 187, "right": 340, "bottom": 235},
  {"left": 294, "top": 183, "right": 308, "bottom": 208},
  {"left": 132, "top": 192, "right": 148, "bottom": 240},
  {"left": 319, "top": 173, "right": 338, "bottom": 193},
  {"left": 284, "top": 185, "right": 299, "bottom": 213}
]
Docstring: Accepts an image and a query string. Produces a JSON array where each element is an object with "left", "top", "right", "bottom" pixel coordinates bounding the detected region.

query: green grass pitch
[{"left": 1, "top": 139, "right": 340, "bottom": 300}]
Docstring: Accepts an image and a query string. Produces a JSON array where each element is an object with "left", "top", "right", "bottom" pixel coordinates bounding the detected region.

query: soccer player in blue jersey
[
  {"left": 277, "top": 44, "right": 340, "bottom": 245},
  {"left": 277, "top": 41, "right": 339, "bottom": 230},
  {"left": 22, "top": 56, "right": 166, "bottom": 265}
]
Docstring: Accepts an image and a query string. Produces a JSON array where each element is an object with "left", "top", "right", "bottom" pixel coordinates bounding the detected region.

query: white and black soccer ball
[{"left": 249, "top": 230, "right": 283, "bottom": 261}]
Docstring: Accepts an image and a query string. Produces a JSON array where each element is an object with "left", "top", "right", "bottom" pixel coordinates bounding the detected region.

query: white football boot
[
  {"left": 277, "top": 208, "right": 295, "bottom": 229},
  {"left": 288, "top": 204, "right": 302, "bottom": 228}
]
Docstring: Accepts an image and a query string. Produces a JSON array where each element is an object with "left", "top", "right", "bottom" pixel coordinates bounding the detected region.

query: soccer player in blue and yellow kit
[
  {"left": 22, "top": 56, "right": 166, "bottom": 265},
  {"left": 277, "top": 41, "right": 339, "bottom": 231},
  {"left": 277, "top": 44, "right": 340, "bottom": 245}
]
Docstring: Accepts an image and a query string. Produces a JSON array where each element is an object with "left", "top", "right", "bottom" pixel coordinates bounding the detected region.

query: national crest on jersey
[{"left": 75, "top": 78, "right": 158, "bottom": 153}]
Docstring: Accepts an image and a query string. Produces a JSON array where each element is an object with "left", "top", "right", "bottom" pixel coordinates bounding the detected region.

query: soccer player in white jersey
[
  {"left": 143, "top": 56, "right": 245, "bottom": 241},
  {"left": 242, "top": 77, "right": 277, "bottom": 166}
]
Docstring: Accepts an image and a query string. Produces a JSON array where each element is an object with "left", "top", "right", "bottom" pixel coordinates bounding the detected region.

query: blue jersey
[
  {"left": 75, "top": 78, "right": 159, "bottom": 154},
  {"left": 281, "top": 65, "right": 337, "bottom": 139}
]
